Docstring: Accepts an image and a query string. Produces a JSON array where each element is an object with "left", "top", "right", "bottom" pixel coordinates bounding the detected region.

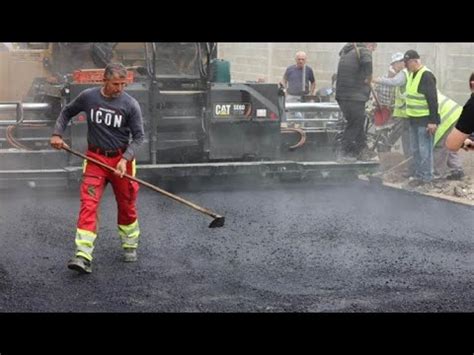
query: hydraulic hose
[
  {"left": 281, "top": 127, "right": 306, "bottom": 150},
  {"left": 5, "top": 123, "right": 47, "bottom": 150}
]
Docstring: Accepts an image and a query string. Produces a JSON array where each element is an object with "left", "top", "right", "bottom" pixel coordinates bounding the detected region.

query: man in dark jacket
[{"left": 336, "top": 42, "right": 377, "bottom": 161}]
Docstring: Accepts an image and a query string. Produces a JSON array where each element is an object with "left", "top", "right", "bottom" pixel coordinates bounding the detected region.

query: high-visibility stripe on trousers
[
  {"left": 74, "top": 150, "right": 140, "bottom": 260},
  {"left": 118, "top": 220, "right": 140, "bottom": 249},
  {"left": 75, "top": 228, "right": 97, "bottom": 261}
]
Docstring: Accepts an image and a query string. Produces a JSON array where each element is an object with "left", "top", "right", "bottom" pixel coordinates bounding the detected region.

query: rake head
[{"left": 209, "top": 216, "right": 225, "bottom": 228}]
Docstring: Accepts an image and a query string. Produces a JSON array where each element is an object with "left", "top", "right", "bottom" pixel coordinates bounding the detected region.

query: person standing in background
[
  {"left": 403, "top": 50, "right": 439, "bottom": 186},
  {"left": 336, "top": 42, "right": 377, "bottom": 161},
  {"left": 281, "top": 51, "right": 316, "bottom": 121}
]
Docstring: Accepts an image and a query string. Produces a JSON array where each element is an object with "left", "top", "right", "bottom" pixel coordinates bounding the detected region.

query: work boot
[
  {"left": 67, "top": 256, "right": 92, "bottom": 274},
  {"left": 123, "top": 248, "right": 137, "bottom": 262},
  {"left": 446, "top": 170, "right": 464, "bottom": 181}
]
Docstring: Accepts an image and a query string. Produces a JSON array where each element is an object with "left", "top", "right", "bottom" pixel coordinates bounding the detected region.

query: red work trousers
[{"left": 77, "top": 150, "right": 139, "bottom": 234}]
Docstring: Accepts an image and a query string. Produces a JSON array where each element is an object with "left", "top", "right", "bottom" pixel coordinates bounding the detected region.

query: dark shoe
[
  {"left": 124, "top": 248, "right": 137, "bottom": 262},
  {"left": 446, "top": 170, "right": 464, "bottom": 181},
  {"left": 67, "top": 256, "right": 92, "bottom": 274}
]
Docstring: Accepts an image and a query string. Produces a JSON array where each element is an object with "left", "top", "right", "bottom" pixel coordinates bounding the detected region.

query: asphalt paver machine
[{"left": 0, "top": 42, "right": 378, "bottom": 188}]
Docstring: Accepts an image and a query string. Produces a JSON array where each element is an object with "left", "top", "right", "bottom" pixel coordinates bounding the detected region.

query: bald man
[
  {"left": 281, "top": 51, "right": 316, "bottom": 97},
  {"left": 281, "top": 51, "right": 316, "bottom": 120}
]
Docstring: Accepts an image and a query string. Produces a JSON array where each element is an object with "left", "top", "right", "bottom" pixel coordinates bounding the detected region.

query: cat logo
[{"left": 215, "top": 104, "right": 231, "bottom": 116}]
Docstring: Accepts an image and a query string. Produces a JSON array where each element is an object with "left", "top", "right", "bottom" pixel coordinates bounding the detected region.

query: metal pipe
[
  {"left": 0, "top": 102, "right": 50, "bottom": 112},
  {"left": 0, "top": 120, "right": 52, "bottom": 126},
  {"left": 285, "top": 102, "right": 341, "bottom": 112},
  {"left": 0, "top": 102, "right": 339, "bottom": 114},
  {"left": 287, "top": 118, "right": 340, "bottom": 122},
  {"left": 160, "top": 91, "right": 206, "bottom": 95}
]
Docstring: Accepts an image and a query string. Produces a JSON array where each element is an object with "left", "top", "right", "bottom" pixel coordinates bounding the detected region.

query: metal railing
[
  {"left": 0, "top": 102, "right": 51, "bottom": 126},
  {"left": 284, "top": 101, "right": 343, "bottom": 132}
]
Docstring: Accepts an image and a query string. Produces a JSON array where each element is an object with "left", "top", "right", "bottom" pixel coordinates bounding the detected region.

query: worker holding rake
[{"left": 50, "top": 62, "right": 145, "bottom": 274}]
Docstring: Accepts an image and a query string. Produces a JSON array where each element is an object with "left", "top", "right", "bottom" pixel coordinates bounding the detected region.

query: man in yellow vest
[
  {"left": 403, "top": 50, "right": 440, "bottom": 185},
  {"left": 433, "top": 92, "right": 465, "bottom": 180},
  {"left": 374, "top": 55, "right": 464, "bottom": 180}
]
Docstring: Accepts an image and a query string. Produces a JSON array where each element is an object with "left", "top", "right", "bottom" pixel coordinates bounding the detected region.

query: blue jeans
[{"left": 408, "top": 119, "right": 434, "bottom": 182}]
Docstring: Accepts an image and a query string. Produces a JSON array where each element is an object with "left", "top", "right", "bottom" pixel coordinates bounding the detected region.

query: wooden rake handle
[{"left": 62, "top": 145, "right": 225, "bottom": 228}]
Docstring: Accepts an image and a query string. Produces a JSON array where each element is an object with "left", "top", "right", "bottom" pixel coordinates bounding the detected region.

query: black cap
[{"left": 403, "top": 50, "right": 420, "bottom": 62}]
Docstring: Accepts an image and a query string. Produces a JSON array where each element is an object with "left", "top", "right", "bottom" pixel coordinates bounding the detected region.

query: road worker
[{"left": 50, "top": 62, "right": 145, "bottom": 274}]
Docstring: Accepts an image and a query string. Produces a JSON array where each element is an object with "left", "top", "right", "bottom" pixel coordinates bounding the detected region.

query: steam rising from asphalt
[{"left": 1, "top": 42, "right": 474, "bottom": 220}]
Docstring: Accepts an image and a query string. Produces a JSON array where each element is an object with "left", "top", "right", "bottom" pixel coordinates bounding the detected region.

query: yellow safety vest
[
  {"left": 406, "top": 66, "right": 431, "bottom": 117},
  {"left": 393, "top": 69, "right": 408, "bottom": 118},
  {"left": 434, "top": 91, "right": 463, "bottom": 146}
]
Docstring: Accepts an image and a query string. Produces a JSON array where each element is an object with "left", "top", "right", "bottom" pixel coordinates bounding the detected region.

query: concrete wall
[
  {"left": 0, "top": 49, "right": 49, "bottom": 101},
  {"left": 218, "top": 43, "right": 474, "bottom": 105}
]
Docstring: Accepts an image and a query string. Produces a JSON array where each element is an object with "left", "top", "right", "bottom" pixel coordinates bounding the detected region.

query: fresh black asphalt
[{"left": 0, "top": 180, "right": 473, "bottom": 312}]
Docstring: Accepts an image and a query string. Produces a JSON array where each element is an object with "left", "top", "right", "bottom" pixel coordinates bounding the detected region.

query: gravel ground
[
  {"left": 379, "top": 150, "right": 474, "bottom": 201},
  {"left": 0, "top": 179, "right": 473, "bottom": 312}
]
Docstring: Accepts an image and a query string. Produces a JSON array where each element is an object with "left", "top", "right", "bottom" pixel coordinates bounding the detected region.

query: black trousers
[{"left": 337, "top": 99, "right": 367, "bottom": 156}]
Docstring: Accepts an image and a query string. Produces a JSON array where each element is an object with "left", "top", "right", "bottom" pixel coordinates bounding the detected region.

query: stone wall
[{"left": 218, "top": 43, "right": 474, "bottom": 105}]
